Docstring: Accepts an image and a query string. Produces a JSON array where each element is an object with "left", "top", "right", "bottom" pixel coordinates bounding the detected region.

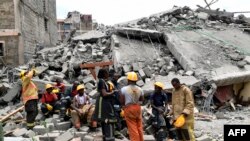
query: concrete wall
[
  {"left": 0, "top": 0, "right": 15, "bottom": 29},
  {"left": 18, "top": 0, "right": 57, "bottom": 63},
  {"left": 0, "top": 36, "right": 19, "bottom": 66}
]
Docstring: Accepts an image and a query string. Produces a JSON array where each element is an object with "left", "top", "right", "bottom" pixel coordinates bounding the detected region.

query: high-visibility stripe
[{"left": 98, "top": 97, "right": 103, "bottom": 119}]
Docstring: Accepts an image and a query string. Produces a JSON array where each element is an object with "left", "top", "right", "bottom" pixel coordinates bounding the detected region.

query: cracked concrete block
[
  {"left": 84, "top": 135, "right": 94, "bottom": 141},
  {"left": 132, "top": 63, "right": 140, "bottom": 71},
  {"left": 3, "top": 122, "right": 17, "bottom": 132},
  {"left": 3, "top": 83, "right": 21, "bottom": 102},
  {"left": 123, "top": 65, "right": 131, "bottom": 73},
  {"left": 75, "top": 132, "right": 87, "bottom": 139},
  {"left": 85, "top": 83, "right": 95, "bottom": 90},
  {"left": 39, "top": 132, "right": 60, "bottom": 141},
  {"left": 55, "top": 121, "right": 71, "bottom": 131},
  {"left": 83, "top": 76, "right": 95, "bottom": 84},
  {"left": 55, "top": 131, "right": 74, "bottom": 141},
  {"left": 136, "top": 80, "right": 145, "bottom": 87},
  {"left": 89, "top": 90, "right": 99, "bottom": 99},
  {"left": 12, "top": 128, "right": 28, "bottom": 137},
  {"left": 33, "top": 125, "right": 46, "bottom": 135},
  {"left": 139, "top": 69, "right": 146, "bottom": 79},
  {"left": 144, "top": 135, "right": 155, "bottom": 141},
  {"left": 24, "top": 130, "right": 36, "bottom": 138},
  {"left": 143, "top": 67, "right": 152, "bottom": 77}
]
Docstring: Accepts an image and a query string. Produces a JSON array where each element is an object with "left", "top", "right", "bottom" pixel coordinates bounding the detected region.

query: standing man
[
  {"left": 171, "top": 78, "right": 195, "bottom": 141},
  {"left": 150, "top": 82, "right": 168, "bottom": 141},
  {"left": 20, "top": 69, "right": 39, "bottom": 129},
  {"left": 120, "top": 72, "right": 144, "bottom": 141}
]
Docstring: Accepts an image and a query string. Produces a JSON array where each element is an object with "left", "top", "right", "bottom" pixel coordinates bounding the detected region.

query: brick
[
  {"left": 39, "top": 132, "right": 61, "bottom": 141},
  {"left": 144, "top": 135, "right": 155, "bottom": 141},
  {"left": 55, "top": 121, "right": 71, "bottom": 131},
  {"left": 55, "top": 131, "right": 74, "bottom": 141},
  {"left": 12, "top": 128, "right": 28, "bottom": 137},
  {"left": 84, "top": 135, "right": 94, "bottom": 141},
  {"left": 89, "top": 89, "right": 99, "bottom": 99}
]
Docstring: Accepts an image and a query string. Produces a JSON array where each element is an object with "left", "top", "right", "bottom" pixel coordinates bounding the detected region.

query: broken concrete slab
[
  {"left": 136, "top": 80, "right": 145, "bottom": 87},
  {"left": 24, "top": 130, "right": 36, "bottom": 138},
  {"left": 55, "top": 121, "right": 71, "bottom": 131},
  {"left": 33, "top": 125, "right": 46, "bottom": 135},
  {"left": 39, "top": 132, "right": 61, "bottom": 141},
  {"left": 143, "top": 67, "right": 153, "bottom": 78},
  {"left": 73, "top": 30, "right": 107, "bottom": 42},
  {"left": 89, "top": 89, "right": 99, "bottom": 99},
  {"left": 115, "top": 27, "right": 163, "bottom": 40},
  {"left": 132, "top": 63, "right": 140, "bottom": 71},
  {"left": 123, "top": 65, "right": 131, "bottom": 73},
  {"left": 55, "top": 131, "right": 74, "bottom": 141},
  {"left": 196, "top": 134, "right": 211, "bottom": 141},
  {"left": 84, "top": 135, "right": 94, "bottom": 141},
  {"left": 144, "top": 135, "right": 155, "bottom": 141},
  {"left": 2, "top": 82, "right": 21, "bottom": 102},
  {"left": 12, "top": 128, "right": 28, "bottom": 137}
]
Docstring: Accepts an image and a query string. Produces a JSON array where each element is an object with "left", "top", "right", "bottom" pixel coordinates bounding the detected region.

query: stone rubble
[{"left": 0, "top": 5, "right": 250, "bottom": 141}]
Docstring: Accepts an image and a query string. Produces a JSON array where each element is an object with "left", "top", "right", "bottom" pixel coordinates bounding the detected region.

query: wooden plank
[
  {"left": 0, "top": 106, "right": 24, "bottom": 122},
  {"left": 80, "top": 61, "right": 113, "bottom": 68}
]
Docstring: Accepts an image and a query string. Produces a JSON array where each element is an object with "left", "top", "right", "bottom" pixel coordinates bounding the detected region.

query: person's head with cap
[
  {"left": 77, "top": 84, "right": 85, "bottom": 96},
  {"left": 98, "top": 68, "right": 109, "bottom": 80},
  {"left": 127, "top": 72, "right": 138, "bottom": 85},
  {"left": 154, "top": 82, "right": 164, "bottom": 93},
  {"left": 45, "top": 84, "right": 54, "bottom": 93}
]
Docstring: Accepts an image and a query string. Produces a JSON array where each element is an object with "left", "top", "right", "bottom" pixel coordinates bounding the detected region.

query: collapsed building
[{"left": 0, "top": 5, "right": 250, "bottom": 141}]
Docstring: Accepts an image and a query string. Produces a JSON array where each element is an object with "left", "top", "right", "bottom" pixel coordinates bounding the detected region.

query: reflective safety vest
[{"left": 21, "top": 72, "right": 38, "bottom": 104}]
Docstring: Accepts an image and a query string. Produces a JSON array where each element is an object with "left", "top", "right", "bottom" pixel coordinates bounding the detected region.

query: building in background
[
  {"left": 57, "top": 11, "right": 95, "bottom": 41},
  {"left": 0, "top": 0, "right": 57, "bottom": 66}
]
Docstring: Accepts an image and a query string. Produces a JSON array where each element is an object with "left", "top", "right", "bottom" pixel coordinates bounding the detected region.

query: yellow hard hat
[
  {"left": 20, "top": 70, "right": 26, "bottom": 78},
  {"left": 154, "top": 82, "right": 164, "bottom": 89},
  {"left": 174, "top": 114, "right": 185, "bottom": 128},
  {"left": 120, "top": 109, "right": 124, "bottom": 118},
  {"left": 107, "top": 81, "right": 114, "bottom": 91},
  {"left": 127, "top": 72, "right": 138, "bottom": 81},
  {"left": 45, "top": 84, "right": 53, "bottom": 90},
  {"left": 77, "top": 84, "right": 85, "bottom": 91},
  {"left": 52, "top": 89, "right": 59, "bottom": 94},
  {"left": 46, "top": 104, "right": 53, "bottom": 111}
]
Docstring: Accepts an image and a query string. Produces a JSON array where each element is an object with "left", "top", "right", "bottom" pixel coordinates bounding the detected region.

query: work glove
[
  {"left": 46, "top": 104, "right": 53, "bottom": 111},
  {"left": 120, "top": 109, "right": 124, "bottom": 118}
]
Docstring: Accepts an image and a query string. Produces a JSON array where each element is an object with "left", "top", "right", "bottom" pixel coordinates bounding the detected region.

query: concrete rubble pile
[{"left": 1, "top": 5, "right": 250, "bottom": 141}]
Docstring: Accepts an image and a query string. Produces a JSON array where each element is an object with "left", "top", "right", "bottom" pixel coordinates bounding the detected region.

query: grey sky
[{"left": 56, "top": 0, "right": 250, "bottom": 25}]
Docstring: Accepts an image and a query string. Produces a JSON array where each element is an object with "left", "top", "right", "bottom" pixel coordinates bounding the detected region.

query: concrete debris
[
  {"left": 12, "top": 128, "right": 28, "bottom": 137},
  {"left": 55, "top": 131, "right": 74, "bottom": 141}
]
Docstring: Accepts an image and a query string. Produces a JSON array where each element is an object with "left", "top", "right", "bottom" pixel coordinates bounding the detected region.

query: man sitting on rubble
[
  {"left": 150, "top": 82, "right": 169, "bottom": 141},
  {"left": 70, "top": 84, "right": 91, "bottom": 129},
  {"left": 54, "top": 78, "right": 65, "bottom": 100},
  {"left": 41, "top": 84, "right": 61, "bottom": 118}
]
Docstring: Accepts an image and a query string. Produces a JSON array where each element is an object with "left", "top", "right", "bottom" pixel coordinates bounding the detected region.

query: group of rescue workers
[{"left": 20, "top": 68, "right": 195, "bottom": 141}]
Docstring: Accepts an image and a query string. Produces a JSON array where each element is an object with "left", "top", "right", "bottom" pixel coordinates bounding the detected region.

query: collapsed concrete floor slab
[{"left": 163, "top": 27, "right": 250, "bottom": 86}]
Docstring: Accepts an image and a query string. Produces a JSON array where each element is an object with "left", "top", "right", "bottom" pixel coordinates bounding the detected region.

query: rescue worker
[
  {"left": 20, "top": 69, "right": 39, "bottom": 129},
  {"left": 120, "top": 72, "right": 144, "bottom": 141},
  {"left": 150, "top": 82, "right": 168, "bottom": 141},
  {"left": 71, "top": 84, "right": 90, "bottom": 129},
  {"left": 41, "top": 84, "right": 61, "bottom": 118},
  {"left": 54, "top": 78, "right": 65, "bottom": 99},
  {"left": 93, "top": 69, "right": 116, "bottom": 141},
  {"left": 170, "top": 78, "right": 195, "bottom": 141}
]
